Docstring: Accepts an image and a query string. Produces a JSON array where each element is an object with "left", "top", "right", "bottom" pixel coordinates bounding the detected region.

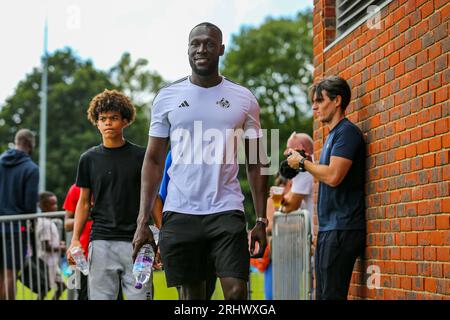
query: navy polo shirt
[{"left": 318, "top": 118, "right": 366, "bottom": 231}]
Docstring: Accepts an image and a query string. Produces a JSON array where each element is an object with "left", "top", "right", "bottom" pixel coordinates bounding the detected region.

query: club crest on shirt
[{"left": 216, "top": 98, "right": 230, "bottom": 109}]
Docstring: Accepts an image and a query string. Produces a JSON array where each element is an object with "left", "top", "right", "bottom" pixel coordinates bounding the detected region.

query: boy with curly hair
[{"left": 67, "top": 89, "right": 151, "bottom": 300}]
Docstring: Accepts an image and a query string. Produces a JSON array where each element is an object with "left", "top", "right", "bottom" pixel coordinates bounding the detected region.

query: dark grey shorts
[
  {"left": 159, "top": 210, "right": 250, "bottom": 287},
  {"left": 0, "top": 232, "right": 27, "bottom": 270}
]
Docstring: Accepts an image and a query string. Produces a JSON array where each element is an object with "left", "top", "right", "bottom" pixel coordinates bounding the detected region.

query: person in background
[
  {"left": 0, "top": 128, "right": 39, "bottom": 300},
  {"left": 287, "top": 76, "right": 366, "bottom": 300},
  {"left": 63, "top": 184, "right": 91, "bottom": 300},
  {"left": 261, "top": 174, "right": 291, "bottom": 300},
  {"left": 36, "top": 191, "right": 66, "bottom": 300},
  {"left": 281, "top": 132, "right": 314, "bottom": 233}
]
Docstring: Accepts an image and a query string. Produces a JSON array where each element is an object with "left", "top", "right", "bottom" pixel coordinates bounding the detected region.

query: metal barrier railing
[
  {"left": 2, "top": 209, "right": 312, "bottom": 300},
  {"left": 272, "top": 209, "right": 312, "bottom": 300},
  {"left": 0, "top": 211, "right": 68, "bottom": 300}
]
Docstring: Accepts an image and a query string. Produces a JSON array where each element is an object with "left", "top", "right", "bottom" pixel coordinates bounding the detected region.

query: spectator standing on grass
[
  {"left": 287, "top": 76, "right": 366, "bottom": 300},
  {"left": 280, "top": 132, "right": 314, "bottom": 227},
  {"left": 67, "top": 89, "right": 151, "bottom": 300},
  {"left": 263, "top": 174, "right": 292, "bottom": 300},
  {"left": 63, "top": 184, "right": 91, "bottom": 300},
  {"left": 0, "top": 128, "right": 39, "bottom": 300},
  {"left": 132, "top": 22, "right": 268, "bottom": 300},
  {"left": 36, "top": 191, "right": 66, "bottom": 300}
]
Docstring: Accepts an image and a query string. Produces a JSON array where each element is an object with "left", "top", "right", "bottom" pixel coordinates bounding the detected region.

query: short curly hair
[{"left": 87, "top": 89, "right": 136, "bottom": 125}]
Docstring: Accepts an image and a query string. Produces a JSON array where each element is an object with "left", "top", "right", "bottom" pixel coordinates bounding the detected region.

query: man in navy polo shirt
[{"left": 287, "top": 76, "right": 366, "bottom": 300}]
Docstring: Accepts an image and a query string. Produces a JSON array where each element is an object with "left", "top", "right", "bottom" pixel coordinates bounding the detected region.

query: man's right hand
[
  {"left": 67, "top": 239, "right": 83, "bottom": 266},
  {"left": 153, "top": 248, "right": 163, "bottom": 270},
  {"left": 132, "top": 224, "right": 155, "bottom": 263}
]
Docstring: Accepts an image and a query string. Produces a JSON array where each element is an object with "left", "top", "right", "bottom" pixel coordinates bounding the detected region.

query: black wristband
[{"left": 299, "top": 157, "right": 306, "bottom": 172}]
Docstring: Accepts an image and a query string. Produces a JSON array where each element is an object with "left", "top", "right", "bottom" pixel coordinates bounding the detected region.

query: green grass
[
  {"left": 15, "top": 271, "right": 265, "bottom": 300},
  {"left": 248, "top": 271, "right": 265, "bottom": 300},
  {"left": 15, "top": 281, "right": 67, "bottom": 300},
  {"left": 153, "top": 271, "right": 179, "bottom": 300},
  {"left": 153, "top": 270, "right": 265, "bottom": 300}
]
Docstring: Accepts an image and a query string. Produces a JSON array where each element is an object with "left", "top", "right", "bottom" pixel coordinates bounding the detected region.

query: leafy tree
[
  {"left": 221, "top": 10, "right": 314, "bottom": 223},
  {"left": 109, "top": 52, "right": 166, "bottom": 147},
  {"left": 0, "top": 48, "right": 165, "bottom": 202},
  {"left": 0, "top": 48, "right": 111, "bottom": 202}
]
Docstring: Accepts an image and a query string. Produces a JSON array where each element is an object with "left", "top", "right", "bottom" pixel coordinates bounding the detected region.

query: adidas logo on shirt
[{"left": 178, "top": 100, "right": 190, "bottom": 108}]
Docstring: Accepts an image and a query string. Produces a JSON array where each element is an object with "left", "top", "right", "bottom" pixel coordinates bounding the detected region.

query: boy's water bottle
[
  {"left": 70, "top": 246, "right": 89, "bottom": 275},
  {"left": 133, "top": 244, "right": 154, "bottom": 289}
]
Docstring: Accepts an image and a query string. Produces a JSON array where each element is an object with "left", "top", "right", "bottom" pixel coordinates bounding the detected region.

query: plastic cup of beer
[{"left": 270, "top": 186, "right": 284, "bottom": 210}]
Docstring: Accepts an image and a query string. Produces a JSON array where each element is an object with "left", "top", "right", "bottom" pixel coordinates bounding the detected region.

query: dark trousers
[
  {"left": 315, "top": 229, "right": 365, "bottom": 300},
  {"left": 77, "top": 273, "right": 88, "bottom": 300}
]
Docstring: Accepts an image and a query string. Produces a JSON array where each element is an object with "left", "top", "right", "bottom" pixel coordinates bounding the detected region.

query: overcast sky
[{"left": 0, "top": 0, "right": 312, "bottom": 105}]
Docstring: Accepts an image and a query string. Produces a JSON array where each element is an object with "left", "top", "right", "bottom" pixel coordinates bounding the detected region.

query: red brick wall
[{"left": 312, "top": 0, "right": 449, "bottom": 299}]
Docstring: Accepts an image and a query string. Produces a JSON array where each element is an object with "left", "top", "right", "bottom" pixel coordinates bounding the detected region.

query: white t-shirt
[
  {"left": 291, "top": 171, "right": 314, "bottom": 233},
  {"left": 149, "top": 76, "right": 262, "bottom": 215}
]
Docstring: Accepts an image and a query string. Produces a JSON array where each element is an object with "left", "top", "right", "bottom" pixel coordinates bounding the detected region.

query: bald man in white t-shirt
[{"left": 280, "top": 132, "right": 315, "bottom": 234}]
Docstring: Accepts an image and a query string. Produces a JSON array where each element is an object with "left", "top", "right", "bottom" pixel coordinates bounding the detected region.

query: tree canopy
[
  {"left": 222, "top": 10, "right": 313, "bottom": 131},
  {"left": 0, "top": 48, "right": 165, "bottom": 202},
  {"left": 221, "top": 10, "right": 313, "bottom": 222},
  {"left": 0, "top": 10, "right": 313, "bottom": 221}
]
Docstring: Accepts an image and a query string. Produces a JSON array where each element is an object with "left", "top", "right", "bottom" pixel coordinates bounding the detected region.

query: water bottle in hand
[
  {"left": 149, "top": 225, "right": 159, "bottom": 245},
  {"left": 133, "top": 244, "right": 154, "bottom": 289},
  {"left": 70, "top": 246, "right": 89, "bottom": 275}
]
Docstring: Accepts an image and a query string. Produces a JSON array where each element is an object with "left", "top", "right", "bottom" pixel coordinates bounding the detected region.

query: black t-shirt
[
  {"left": 76, "top": 141, "right": 145, "bottom": 241},
  {"left": 318, "top": 118, "right": 366, "bottom": 231}
]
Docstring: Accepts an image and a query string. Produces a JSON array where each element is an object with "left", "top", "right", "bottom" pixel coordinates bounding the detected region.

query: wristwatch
[
  {"left": 256, "top": 217, "right": 268, "bottom": 225},
  {"left": 299, "top": 157, "right": 306, "bottom": 172}
]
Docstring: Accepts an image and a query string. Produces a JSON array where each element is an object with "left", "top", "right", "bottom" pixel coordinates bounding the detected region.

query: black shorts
[
  {"left": 0, "top": 232, "right": 27, "bottom": 270},
  {"left": 159, "top": 210, "right": 250, "bottom": 287}
]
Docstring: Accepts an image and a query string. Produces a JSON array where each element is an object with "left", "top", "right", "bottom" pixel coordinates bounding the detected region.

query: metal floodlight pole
[{"left": 38, "top": 19, "right": 48, "bottom": 192}]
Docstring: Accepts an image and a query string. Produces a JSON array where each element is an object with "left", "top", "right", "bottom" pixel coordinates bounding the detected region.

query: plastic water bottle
[
  {"left": 149, "top": 225, "right": 159, "bottom": 245},
  {"left": 133, "top": 226, "right": 159, "bottom": 289},
  {"left": 70, "top": 246, "right": 89, "bottom": 276},
  {"left": 60, "top": 255, "right": 73, "bottom": 277},
  {"left": 133, "top": 244, "right": 154, "bottom": 289}
]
